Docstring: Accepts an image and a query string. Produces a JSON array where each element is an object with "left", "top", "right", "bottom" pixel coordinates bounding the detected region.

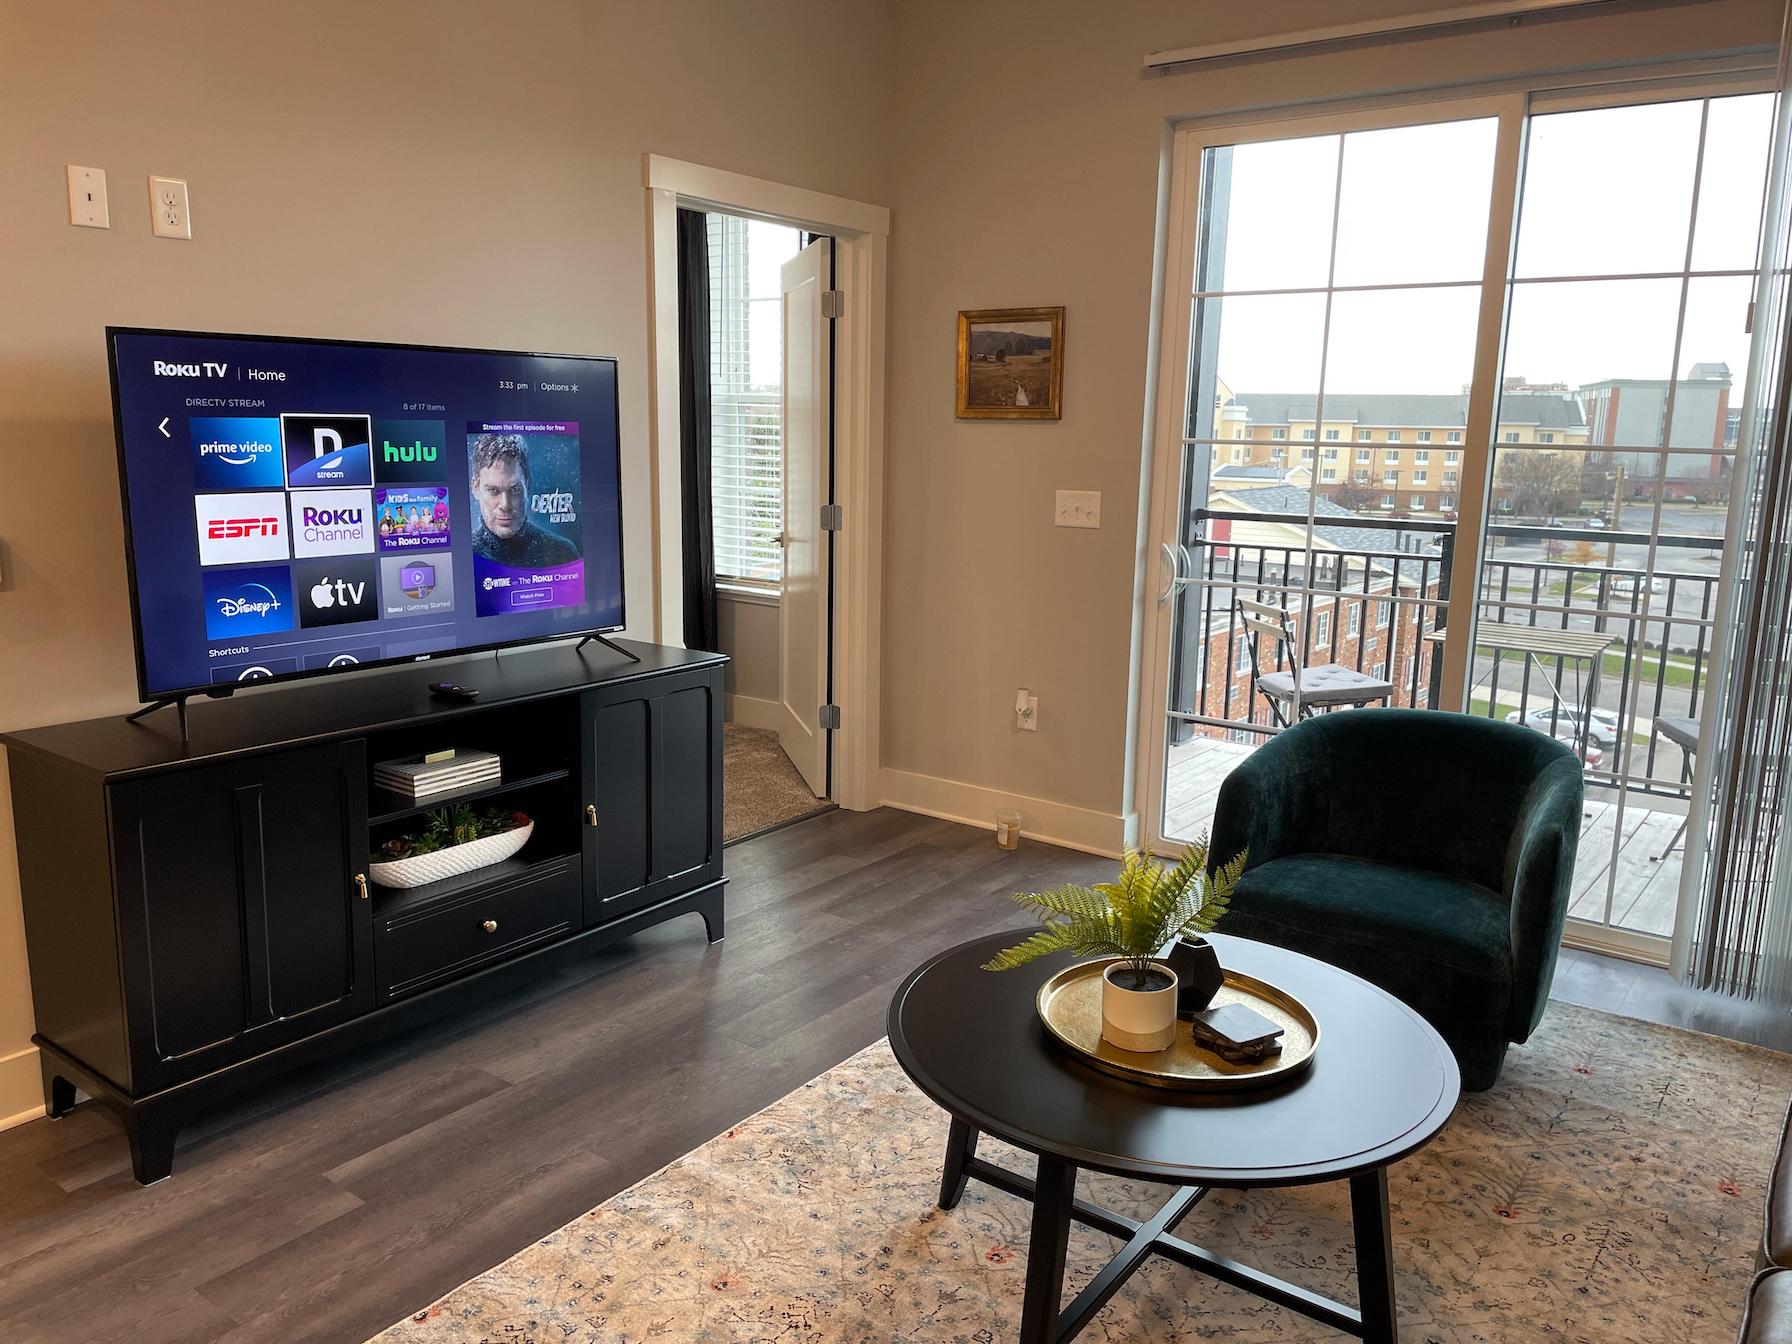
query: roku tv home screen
[{"left": 110, "top": 331, "right": 624, "bottom": 698}]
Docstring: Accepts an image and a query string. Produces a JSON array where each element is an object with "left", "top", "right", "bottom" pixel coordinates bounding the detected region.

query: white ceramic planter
[
  {"left": 1100, "top": 959, "right": 1179, "bottom": 1053},
  {"left": 368, "top": 821, "right": 534, "bottom": 889}
]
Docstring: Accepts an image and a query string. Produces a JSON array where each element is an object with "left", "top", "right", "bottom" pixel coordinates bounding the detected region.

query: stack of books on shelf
[{"left": 375, "top": 749, "right": 501, "bottom": 802}]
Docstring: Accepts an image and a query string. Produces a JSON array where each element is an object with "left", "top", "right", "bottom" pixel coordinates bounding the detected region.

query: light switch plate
[
  {"left": 1054, "top": 489, "right": 1101, "bottom": 528},
  {"left": 149, "top": 176, "right": 190, "bottom": 239},
  {"left": 67, "top": 165, "right": 108, "bottom": 228}
]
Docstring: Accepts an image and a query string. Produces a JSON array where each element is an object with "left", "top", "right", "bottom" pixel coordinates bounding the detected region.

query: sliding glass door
[
  {"left": 1471, "top": 92, "right": 1773, "bottom": 956},
  {"left": 1139, "top": 76, "right": 1774, "bottom": 965}
]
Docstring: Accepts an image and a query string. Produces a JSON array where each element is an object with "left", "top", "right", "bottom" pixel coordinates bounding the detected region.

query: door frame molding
[{"left": 642, "top": 155, "right": 890, "bottom": 811}]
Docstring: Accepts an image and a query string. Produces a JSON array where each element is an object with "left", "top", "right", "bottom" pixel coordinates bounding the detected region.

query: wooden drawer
[{"left": 375, "top": 856, "right": 580, "bottom": 1002}]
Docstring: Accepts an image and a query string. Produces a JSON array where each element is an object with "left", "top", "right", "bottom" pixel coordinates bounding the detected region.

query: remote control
[{"left": 428, "top": 681, "right": 480, "bottom": 702}]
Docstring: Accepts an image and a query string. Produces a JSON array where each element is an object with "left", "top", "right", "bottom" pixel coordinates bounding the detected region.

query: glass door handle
[
  {"left": 1159, "top": 541, "right": 1199, "bottom": 603},
  {"left": 1176, "top": 542, "right": 1197, "bottom": 587},
  {"left": 1158, "top": 542, "right": 1181, "bottom": 603}
]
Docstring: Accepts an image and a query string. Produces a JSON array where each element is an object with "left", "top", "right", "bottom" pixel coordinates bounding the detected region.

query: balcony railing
[{"left": 1171, "top": 509, "right": 1718, "bottom": 801}]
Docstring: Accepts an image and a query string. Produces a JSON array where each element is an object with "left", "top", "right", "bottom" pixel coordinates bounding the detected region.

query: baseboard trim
[
  {"left": 0, "top": 1044, "right": 42, "bottom": 1132},
  {"left": 878, "top": 767, "right": 1126, "bottom": 859},
  {"left": 724, "top": 693, "right": 785, "bottom": 734}
]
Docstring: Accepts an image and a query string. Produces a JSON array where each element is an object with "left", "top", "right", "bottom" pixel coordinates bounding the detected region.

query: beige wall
[
  {"left": 879, "top": 0, "right": 1781, "bottom": 835},
  {"left": 0, "top": 0, "right": 893, "bottom": 1124},
  {"left": 1, "top": 0, "right": 1782, "bottom": 1127},
  {"left": 717, "top": 594, "right": 782, "bottom": 707}
]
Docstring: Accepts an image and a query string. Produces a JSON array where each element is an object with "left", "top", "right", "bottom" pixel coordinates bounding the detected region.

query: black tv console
[{"left": 2, "top": 640, "right": 725, "bottom": 1184}]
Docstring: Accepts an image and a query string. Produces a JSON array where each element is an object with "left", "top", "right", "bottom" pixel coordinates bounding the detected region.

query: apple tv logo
[{"left": 294, "top": 556, "right": 378, "bottom": 629}]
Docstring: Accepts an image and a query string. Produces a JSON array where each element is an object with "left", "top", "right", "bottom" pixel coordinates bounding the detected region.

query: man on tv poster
[{"left": 467, "top": 423, "right": 584, "bottom": 617}]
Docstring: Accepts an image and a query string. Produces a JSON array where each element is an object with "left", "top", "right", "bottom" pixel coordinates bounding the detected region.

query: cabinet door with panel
[
  {"left": 582, "top": 665, "right": 723, "bottom": 923},
  {"left": 108, "top": 740, "right": 373, "bottom": 1092}
]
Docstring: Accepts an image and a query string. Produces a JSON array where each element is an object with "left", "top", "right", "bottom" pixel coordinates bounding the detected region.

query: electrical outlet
[
  {"left": 1054, "top": 489, "right": 1101, "bottom": 528},
  {"left": 67, "top": 165, "right": 108, "bottom": 228},
  {"left": 149, "top": 176, "right": 190, "bottom": 239}
]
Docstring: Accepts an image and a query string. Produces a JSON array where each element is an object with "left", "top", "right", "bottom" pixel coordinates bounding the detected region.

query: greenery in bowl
[
  {"left": 982, "top": 839, "right": 1246, "bottom": 989},
  {"left": 377, "top": 804, "right": 531, "bottom": 862}
]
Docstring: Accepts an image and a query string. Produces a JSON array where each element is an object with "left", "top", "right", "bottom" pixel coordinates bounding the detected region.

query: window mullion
[{"left": 1438, "top": 93, "right": 1532, "bottom": 711}]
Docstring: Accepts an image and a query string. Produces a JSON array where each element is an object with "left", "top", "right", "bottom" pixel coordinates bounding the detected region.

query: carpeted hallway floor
[{"left": 723, "top": 722, "right": 830, "bottom": 843}]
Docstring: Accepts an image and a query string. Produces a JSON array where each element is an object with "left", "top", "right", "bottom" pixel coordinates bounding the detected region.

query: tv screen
[{"left": 107, "top": 328, "right": 625, "bottom": 701}]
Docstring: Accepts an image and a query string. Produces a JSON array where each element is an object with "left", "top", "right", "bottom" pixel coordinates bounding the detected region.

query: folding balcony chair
[
  {"left": 1238, "top": 595, "right": 1397, "bottom": 728},
  {"left": 1650, "top": 714, "right": 1700, "bottom": 861}
]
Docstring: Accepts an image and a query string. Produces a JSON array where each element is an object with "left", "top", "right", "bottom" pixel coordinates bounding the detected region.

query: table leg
[
  {"left": 938, "top": 1116, "right": 980, "bottom": 1211},
  {"left": 1018, "top": 1153, "right": 1078, "bottom": 1344},
  {"left": 1350, "top": 1167, "right": 1398, "bottom": 1344}
]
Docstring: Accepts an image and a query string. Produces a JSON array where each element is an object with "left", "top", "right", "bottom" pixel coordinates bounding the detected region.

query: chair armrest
[
  {"left": 1503, "top": 752, "right": 1585, "bottom": 1041},
  {"left": 1739, "top": 1267, "right": 1792, "bottom": 1344},
  {"left": 1208, "top": 728, "right": 1330, "bottom": 875}
]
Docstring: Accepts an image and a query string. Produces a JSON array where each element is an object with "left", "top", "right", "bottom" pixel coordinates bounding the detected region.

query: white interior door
[{"left": 777, "top": 236, "right": 832, "bottom": 796}]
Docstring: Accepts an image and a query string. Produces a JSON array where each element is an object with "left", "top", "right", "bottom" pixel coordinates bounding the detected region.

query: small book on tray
[
  {"left": 1190, "top": 1003, "right": 1285, "bottom": 1064},
  {"left": 374, "top": 749, "right": 501, "bottom": 800}
]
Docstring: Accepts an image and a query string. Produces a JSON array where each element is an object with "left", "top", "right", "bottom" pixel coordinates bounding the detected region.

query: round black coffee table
[{"left": 887, "top": 930, "right": 1460, "bottom": 1344}]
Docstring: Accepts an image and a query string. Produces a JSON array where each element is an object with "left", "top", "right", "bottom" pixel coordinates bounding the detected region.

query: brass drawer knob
[
  {"left": 482, "top": 919, "right": 498, "bottom": 934},
  {"left": 585, "top": 804, "right": 598, "bottom": 827},
  {"left": 354, "top": 874, "right": 369, "bottom": 900}
]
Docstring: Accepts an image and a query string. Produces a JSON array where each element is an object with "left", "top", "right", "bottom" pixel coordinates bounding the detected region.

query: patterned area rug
[{"left": 374, "top": 1003, "right": 1791, "bottom": 1343}]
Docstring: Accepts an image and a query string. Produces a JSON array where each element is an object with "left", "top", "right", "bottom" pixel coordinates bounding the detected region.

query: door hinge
[
  {"left": 820, "top": 503, "right": 844, "bottom": 531},
  {"left": 818, "top": 704, "right": 841, "bottom": 730},
  {"left": 821, "top": 289, "right": 844, "bottom": 320},
  {"left": 1747, "top": 298, "right": 1757, "bottom": 335}
]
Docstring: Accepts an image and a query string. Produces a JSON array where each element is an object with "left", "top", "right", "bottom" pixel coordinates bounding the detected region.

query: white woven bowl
[{"left": 368, "top": 821, "right": 534, "bottom": 889}]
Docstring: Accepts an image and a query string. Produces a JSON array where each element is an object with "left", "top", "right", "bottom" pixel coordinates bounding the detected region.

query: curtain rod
[{"left": 1145, "top": 0, "right": 1688, "bottom": 72}]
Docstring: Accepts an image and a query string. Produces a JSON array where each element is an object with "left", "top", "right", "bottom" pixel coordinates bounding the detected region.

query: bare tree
[
  {"left": 1327, "top": 480, "right": 1379, "bottom": 513},
  {"left": 1496, "top": 452, "right": 1582, "bottom": 517}
]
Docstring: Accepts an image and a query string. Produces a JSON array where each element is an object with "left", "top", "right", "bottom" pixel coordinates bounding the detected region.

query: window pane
[
  {"left": 1611, "top": 451, "right": 1733, "bottom": 535},
  {"left": 1505, "top": 278, "right": 1683, "bottom": 446},
  {"left": 1692, "top": 93, "right": 1775, "bottom": 272},
  {"left": 1674, "top": 275, "right": 1753, "bottom": 449},
  {"left": 1198, "top": 136, "right": 1338, "bottom": 293},
  {"left": 1514, "top": 100, "right": 1702, "bottom": 278},
  {"left": 1489, "top": 443, "right": 1589, "bottom": 520},
  {"left": 1323, "top": 286, "right": 1481, "bottom": 397},
  {"left": 1190, "top": 292, "right": 1326, "bottom": 442},
  {"left": 1333, "top": 119, "right": 1498, "bottom": 286},
  {"left": 709, "top": 215, "right": 802, "bottom": 584}
]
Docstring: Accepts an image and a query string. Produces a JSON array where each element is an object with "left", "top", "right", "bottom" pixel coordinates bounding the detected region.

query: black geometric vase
[{"left": 1167, "top": 936, "right": 1225, "bottom": 1017}]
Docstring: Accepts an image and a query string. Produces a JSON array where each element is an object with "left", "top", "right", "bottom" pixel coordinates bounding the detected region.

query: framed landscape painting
[{"left": 956, "top": 306, "right": 1064, "bottom": 420}]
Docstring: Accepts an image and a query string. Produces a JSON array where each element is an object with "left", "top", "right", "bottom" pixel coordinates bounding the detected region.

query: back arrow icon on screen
[{"left": 157, "top": 417, "right": 170, "bottom": 438}]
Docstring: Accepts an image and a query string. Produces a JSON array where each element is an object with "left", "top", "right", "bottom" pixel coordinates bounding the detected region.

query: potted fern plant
[{"left": 983, "top": 839, "right": 1245, "bottom": 1054}]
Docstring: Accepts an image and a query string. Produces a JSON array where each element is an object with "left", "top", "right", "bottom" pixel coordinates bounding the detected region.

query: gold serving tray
[{"left": 1036, "top": 958, "right": 1320, "bottom": 1091}]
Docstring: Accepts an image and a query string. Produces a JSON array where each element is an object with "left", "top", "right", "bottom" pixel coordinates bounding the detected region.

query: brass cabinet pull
[
  {"left": 354, "top": 873, "right": 369, "bottom": 900},
  {"left": 482, "top": 919, "right": 498, "bottom": 934},
  {"left": 585, "top": 804, "right": 598, "bottom": 827}
]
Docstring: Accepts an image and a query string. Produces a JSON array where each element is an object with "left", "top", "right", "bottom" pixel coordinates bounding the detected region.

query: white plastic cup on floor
[{"left": 995, "top": 808, "right": 1022, "bottom": 850}]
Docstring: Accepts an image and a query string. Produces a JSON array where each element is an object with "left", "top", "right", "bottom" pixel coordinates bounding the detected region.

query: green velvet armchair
[{"left": 1208, "top": 708, "right": 1584, "bottom": 1091}]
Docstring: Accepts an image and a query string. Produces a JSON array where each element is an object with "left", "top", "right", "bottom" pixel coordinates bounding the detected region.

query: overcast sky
[{"left": 1202, "top": 94, "right": 1773, "bottom": 401}]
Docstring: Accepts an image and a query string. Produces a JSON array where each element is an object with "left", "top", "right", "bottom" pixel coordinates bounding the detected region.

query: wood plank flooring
[{"left": 0, "top": 806, "right": 1785, "bottom": 1343}]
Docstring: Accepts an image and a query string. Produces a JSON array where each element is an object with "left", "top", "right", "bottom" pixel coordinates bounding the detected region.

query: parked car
[
  {"left": 1515, "top": 716, "right": 1606, "bottom": 768},
  {"left": 1505, "top": 705, "right": 1619, "bottom": 749},
  {"left": 1608, "top": 573, "right": 1666, "bottom": 594},
  {"left": 1584, "top": 516, "right": 1608, "bottom": 529}
]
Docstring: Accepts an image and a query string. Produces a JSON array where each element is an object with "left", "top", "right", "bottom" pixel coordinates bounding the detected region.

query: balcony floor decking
[{"left": 1163, "top": 733, "right": 1681, "bottom": 941}]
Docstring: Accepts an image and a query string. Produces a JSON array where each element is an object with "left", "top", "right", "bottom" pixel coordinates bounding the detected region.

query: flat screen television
[{"left": 107, "top": 327, "right": 625, "bottom": 702}]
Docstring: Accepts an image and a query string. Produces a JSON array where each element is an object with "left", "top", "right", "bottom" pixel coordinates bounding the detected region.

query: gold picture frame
[{"left": 956, "top": 306, "right": 1064, "bottom": 420}]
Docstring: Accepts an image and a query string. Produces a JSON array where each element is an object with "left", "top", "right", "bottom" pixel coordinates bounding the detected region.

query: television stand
[
  {"left": 124, "top": 694, "right": 194, "bottom": 746},
  {"left": 5, "top": 641, "right": 725, "bottom": 1182},
  {"left": 575, "top": 632, "right": 642, "bottom": 663}
]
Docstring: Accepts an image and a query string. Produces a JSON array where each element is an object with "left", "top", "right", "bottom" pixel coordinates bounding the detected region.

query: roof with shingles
[{"left": 1214, "top": 483, "right": 1406, "bottom": 554}]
